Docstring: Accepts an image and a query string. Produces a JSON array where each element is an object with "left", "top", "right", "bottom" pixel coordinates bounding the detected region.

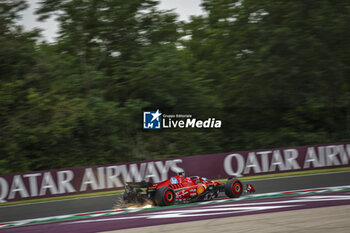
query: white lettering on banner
[
  {"left": 326, "top": 146, "right": 341, "bottom": 166},
  {"left": 0, "top": 178, "right": 8, "bottom": 203},
  {"left": 144, "top": 162, "right": 160, "bottom": 183},
  {"left": 155, "top": 161, "right": 172, "bottom": 181},
  {"left": 39, "top": 172, "right": 58, "bottom": 196},
  {"left": 224, "top": 154, "right": 244, "bottom": 177},
  {"left": 318, "top": 146, "right": 326, "bottom": 167},
  {"left": 97, "top": 159, "right": 184, "bottom": 189},
  {"left": 98, "top": 167, "right": 105, "bottom": 189},
  {"left": 225, "top": 144, "right": 350, "bottom": 177},
  {"left": 0, "top": 160, "right": 184, "bottom": 202},
  {"left": 120, "top": 159, "right": 183, "bottom": 183},
  {"left": 120, "top": 164, "right": 146, "bottom": 183},
  {"left": 57, "top": 170, "right": 76, "bottom": 193},
  {"left": 106, "top": 166, "right": 123, "bottom": 188},
  {"left": 284, "top": 149, "right": 300, "bottom": 170},
  {"left": 170, "top": 159, "right": 184, "bottom": 174},
  {"left": 304, "top": 145, "right": 350, "bottom": 169},
  {"left": 339, "top": 145, "right": 350, "bottom": 164},
  {"left": 257, "top": 151, "right": 271, "bottom": 172},
  {"left": 304, "top": 147, "right": 320, "bottom": 168},
  {"left": 80, "top": 168, "right": 99, "bottom": 191},
  {"left": 1, "top": 145, "right": 348, "bottom": 203},
  {"left": 23, "top": 173, "right": 40, "bottom": 196},
  {"left": 8, "top": 175, "right": 29, "bottom": 199},
  {"left": 346, "top": 145, "right": 350, "bottom": 162},
  {"left": 270, "top": 150, "right": 286, "bottom": 172},
  {"left": 244, "top": 153, "right": 261, "bottom": 174}
]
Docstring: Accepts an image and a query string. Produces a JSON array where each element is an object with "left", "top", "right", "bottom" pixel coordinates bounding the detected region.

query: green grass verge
[{"left": 1, "top": 166, "right": 349, "bottom": 207}]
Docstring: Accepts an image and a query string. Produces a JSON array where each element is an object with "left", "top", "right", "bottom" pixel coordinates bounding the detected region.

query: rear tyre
[
  {"left": 225, "top": 179, "right": 243, "bottom": 198},
  {"left": 155, "top": 187, "right": 175, "bottom": 206}
]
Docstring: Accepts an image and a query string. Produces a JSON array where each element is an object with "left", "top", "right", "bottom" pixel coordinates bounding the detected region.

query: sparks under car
[{"left": 122, "top": 173, "right": 255, "bottom": 206}]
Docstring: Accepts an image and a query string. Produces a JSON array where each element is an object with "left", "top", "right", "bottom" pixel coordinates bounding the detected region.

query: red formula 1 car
[{"left": 122, "top": 173, "right": 255, "bottom": 206}]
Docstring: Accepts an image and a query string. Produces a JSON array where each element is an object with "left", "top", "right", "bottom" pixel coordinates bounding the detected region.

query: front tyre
[
  {"left": 155, "top": 187, "right": 175, "bottom": 206},
  {"left": 225, "top": 179, "right": 243, "bottom": 198}
]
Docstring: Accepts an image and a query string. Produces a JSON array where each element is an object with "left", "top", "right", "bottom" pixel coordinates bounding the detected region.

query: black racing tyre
[
  {"left": 225, "top": 178, "right": 243, "bottom": 198},
  {"left": 154, "top": 186, "right": 175, "bottom": 206}
]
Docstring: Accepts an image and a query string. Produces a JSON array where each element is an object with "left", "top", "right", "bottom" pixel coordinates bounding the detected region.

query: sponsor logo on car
[{"left": 170, "top": 177, "right": 178, "bottom": 184}]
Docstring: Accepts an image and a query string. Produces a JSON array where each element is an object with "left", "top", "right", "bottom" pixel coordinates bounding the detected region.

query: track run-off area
[{"left": 1, "top": 171, "right": 350, "bottom": 232}]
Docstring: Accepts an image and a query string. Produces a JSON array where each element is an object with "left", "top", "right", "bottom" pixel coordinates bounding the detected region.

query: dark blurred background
[{"left": 0, "top": 0, "right": 349, "bottom": 174}]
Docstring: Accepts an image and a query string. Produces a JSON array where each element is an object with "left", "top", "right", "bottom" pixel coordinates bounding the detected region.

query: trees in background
[
  {"left": 185, "top": 0, "right": 350, "bottom": 150},
  {"left": 0, "top": 0, "right": 349, "bottom": 173}
]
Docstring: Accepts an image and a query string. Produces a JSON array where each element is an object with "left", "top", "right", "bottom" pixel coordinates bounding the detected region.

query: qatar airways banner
[{"left": 0, "top": 142, "right": 349, "bottom": 203}]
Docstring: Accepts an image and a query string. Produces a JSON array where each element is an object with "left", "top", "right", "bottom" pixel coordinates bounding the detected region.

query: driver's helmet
[{"left": 178, "top": 171, "right": 185, "bottom": 176}]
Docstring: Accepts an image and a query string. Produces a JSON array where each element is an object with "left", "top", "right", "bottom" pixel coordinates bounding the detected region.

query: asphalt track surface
[{"left": 0, "top": 171, "right": 349, "bottom": 223}]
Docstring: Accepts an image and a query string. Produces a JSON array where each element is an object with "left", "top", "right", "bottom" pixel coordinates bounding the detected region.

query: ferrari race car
[{"left": 121, "top": 173, "right": 255, "bottom": 207}]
